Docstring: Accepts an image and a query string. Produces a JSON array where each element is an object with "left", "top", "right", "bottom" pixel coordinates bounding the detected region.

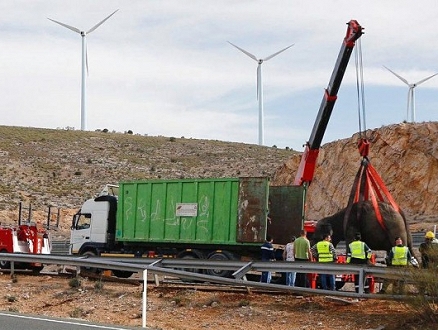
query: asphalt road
[{"left": 0, "top": 312, "right": 142, "bottom": 330}]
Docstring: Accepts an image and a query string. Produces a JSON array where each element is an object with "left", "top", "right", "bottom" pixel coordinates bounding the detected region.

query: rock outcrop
[{"left": 272, "top": 122, "right": 438, "bottom": 224}]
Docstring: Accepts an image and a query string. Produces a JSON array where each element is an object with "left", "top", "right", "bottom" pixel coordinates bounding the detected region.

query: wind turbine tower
[
  {"left": 48, "top": 10, "right": 119, "bottom": 131},
  {"left": 384, "top": 65, "right": 438, "bottom": 123},
  {"left": 228, "top": 42, "right": 294, "bottom": 145}
]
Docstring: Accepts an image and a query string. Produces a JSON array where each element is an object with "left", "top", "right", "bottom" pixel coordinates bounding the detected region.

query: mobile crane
[
  {"left": 294, "top": 19, "right": 363, "bottom": 188},
  {"left": 291, "top": 20, "right": 367, "bottom": 290}
]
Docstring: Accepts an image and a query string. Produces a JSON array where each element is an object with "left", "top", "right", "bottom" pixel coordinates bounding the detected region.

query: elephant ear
[{"left": 312, "top": 221, "right": 332, "bottom": 245}]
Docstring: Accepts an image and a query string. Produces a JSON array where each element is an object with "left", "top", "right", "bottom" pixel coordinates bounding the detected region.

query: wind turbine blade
[
  {"left": 227, "top": 41, "right": 258, "bottom": 62},
  {"left": 383, "top": 65, "right": 409, "bottom": 85},
  {"left": 414, "top": 72, "right": 438, "bottom": 86},
  {"left": 47, "top": 17, "right": 81, "bottom": 34},
  {"left": 263, "top": 44, "right": 294, "bottom": 61},
  {"left": 87, "top": 9, "right": 119, "bottom": 34}
]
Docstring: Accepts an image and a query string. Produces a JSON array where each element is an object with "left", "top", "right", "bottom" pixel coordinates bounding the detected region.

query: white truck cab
[{"left": 70, "top": 198, "right": 110, "bottom": 254}]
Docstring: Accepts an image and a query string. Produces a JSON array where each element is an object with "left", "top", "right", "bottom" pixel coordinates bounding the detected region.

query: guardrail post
[
  {"left": 142, "top": 269, "right": 147, "bottom": 328},
  {"left": 10, "top": 261, "right": 15, "bottom": 278},
  {"left": 358, "top": 269, "right": 364, "bottom": 294}
]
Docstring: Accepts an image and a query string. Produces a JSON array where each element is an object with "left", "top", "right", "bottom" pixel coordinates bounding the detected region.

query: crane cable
[{"left": 354, "top": 38, "right": 367, "bottom": 138}]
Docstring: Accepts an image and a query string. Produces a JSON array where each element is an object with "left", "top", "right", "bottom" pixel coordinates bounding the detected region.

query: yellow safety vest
[
  {"left": 391, "top": 246, "right": 408, "bottom": 266},
  {"left": 349, "top": 241, "right": 366, "bottom": 259},
  {"left": 316, "top": 241, "right": 334, "bottom": 263}
]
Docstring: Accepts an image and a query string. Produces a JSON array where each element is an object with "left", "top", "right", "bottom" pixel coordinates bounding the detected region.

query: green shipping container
[{"left": 116, "top": 177, "right": 271, "bottom": 245}]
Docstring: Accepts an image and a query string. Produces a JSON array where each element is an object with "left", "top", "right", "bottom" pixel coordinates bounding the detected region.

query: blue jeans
[
  {"left": 261, "top": 271, "right": 272, "bottom": 283},
  {"left": 320, "top": 274, "right": 335, "bottom": 290},
  {"left": 285, "top": 272, "right": 296, "bottom": 286}
]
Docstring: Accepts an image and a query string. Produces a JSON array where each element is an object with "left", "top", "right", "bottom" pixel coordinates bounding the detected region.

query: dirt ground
[{"left": 0, "top": 271, "right": 434, "bottom": 330}]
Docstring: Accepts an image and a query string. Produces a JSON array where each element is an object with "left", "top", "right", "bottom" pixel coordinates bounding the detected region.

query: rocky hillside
[
  {"left": 272, "top": 121, "right": 438, "bottom": 230},
  {"left": 0, "top": 126, "right": 294, "bottom": 232},
  {"left": 0, "top": 123, "right": 436, "bottom": 234}
]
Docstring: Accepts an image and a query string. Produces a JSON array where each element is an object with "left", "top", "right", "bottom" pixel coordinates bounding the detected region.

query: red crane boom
[{"left": 294, "top": 20, "right": 363, "bottom": 186}]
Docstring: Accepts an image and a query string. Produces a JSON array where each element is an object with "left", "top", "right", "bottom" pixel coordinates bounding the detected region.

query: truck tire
[
  {"left": 205, "top": 251, "right": 235, "bottom": 278},
  {"left": 112, "top": 270, "right": 133, "bottom": 278},
  {"left": 0, "top": 250, "right": 10, "bottom": 269},
  {"left": 31, "top": 265, "right": 44, "bottom": 274},
  {"left": 176, "top": 250, "right": 203, "bottom": 279},
  {"left": 80, "top": 250, "right": 102, "bottom": 275}
]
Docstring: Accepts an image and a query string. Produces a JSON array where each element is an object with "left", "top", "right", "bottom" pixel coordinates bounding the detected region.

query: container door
[
  {"left": 267, "top": 185, "right": 305, "bottom": 245},
  {"left": 237, "top": 177, "right": 269, "bottom": 243}
]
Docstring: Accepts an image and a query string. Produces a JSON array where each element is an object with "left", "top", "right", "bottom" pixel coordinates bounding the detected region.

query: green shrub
[
  {"left": 68, "top": 277, "right": 81, "bottom": 288},
  {"left": 69, "top": 307, "right": 85, "bottom": 318},
  {"left": 94, "top": 280, "right": 104, "bottom": 292},
  {"left": 398, "top": 266, "right": 438, "bottom": 325}
]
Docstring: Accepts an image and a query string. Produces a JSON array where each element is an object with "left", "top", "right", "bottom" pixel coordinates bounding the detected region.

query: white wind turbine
[
  {"left": 48, "top": 10, "right": 119, "bottom": 131},
  {"left": 384, "top": 65, "right": 438, "bottom": 123},
  {"left": 228, "top": 41, "right": 294, "bottom": 145}
]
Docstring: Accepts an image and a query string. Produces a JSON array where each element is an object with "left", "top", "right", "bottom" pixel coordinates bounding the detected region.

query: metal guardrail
[{"left": 0, "top": 252, "right": 417, "bottom": 300}]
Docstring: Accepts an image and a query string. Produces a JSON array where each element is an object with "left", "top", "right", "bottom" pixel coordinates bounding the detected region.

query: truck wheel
[
  {"left": 31, "top": 265, "right": 44, "bottom": 274},
  {"left": 205, "top": 251, "right": 235, "bottom": 278},
  {"left": 180, "top": 254, "right": 201, "bottom": 274},
  {"left": 80, "top": 251, "right": 102, "bottom": 275},
  {"left": 176, "top": 250, "right": 203, "bottom": 280},
  {"left": 0, "top": 250, "right": 10, "bottom": 269},
  {"left": 112, "top": 270, "right": 133, "bottom": 278}
]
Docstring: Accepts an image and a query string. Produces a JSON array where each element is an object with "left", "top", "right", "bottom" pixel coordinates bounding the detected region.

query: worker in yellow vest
[
  {"left": 379, "top": 237, "right": 419, "bottom": 294},
  {"left": 347, "top": 232, "right": 372, "bottom": 293},
  {"left": 311, "top": 234, "right": 337, "bottom": 290}
]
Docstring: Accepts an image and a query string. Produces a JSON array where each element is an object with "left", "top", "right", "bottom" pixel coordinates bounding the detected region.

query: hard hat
[{"left": 425, "top": 231, "right": 435, "bottom": 239}]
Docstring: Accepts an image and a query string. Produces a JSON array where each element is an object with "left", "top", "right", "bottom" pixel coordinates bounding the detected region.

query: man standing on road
[
  {"left": 283, "top": 236, "right": 296, "bottom": 286},
  {"left": 419, "top": 231, "right": 438, "bottom": 269},
  {"left": 347, "top": 232, "right": 372, "bottom": 293},
  {"left": 311, "top": 234, "right": 337, "bottom": 291},
  {"left": 379, "top": 237, "right": 419, "bottom": 294},
  {"left": 294, "top": 230, "right": 312, "bottom": 287},
  {"left": 260, "top": 235, "right": 275, "bottom": 283}
]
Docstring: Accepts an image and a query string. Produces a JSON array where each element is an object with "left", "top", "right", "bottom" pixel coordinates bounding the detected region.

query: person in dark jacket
[
  {"left": 260, "top": 235, "right": 275, "bottom": 283},
  {"left": 419, "top": 231, "right": 438, "bottom": 269}
]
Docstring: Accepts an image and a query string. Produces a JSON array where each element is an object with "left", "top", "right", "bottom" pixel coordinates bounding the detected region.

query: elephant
[{"left": 311, "top": 201, "right": 414, "bottom": 255}]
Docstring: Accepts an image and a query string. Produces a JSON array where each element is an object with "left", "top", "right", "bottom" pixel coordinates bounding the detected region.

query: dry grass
[{"left": 0, "top": 125, "right": 295, "bottom": 230}]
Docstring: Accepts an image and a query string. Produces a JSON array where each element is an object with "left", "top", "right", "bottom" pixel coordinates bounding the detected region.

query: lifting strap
[
  {"left": 343, "top": 38, "right": 411, "bottom": 251},
  {"left": 343, "top": 39, "right": 389, "bottom": 234}
]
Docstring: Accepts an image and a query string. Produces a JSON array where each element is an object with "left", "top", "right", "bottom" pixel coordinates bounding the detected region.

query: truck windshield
[{"left": 75, "top": 213, "right": 92, "bottom": 230}]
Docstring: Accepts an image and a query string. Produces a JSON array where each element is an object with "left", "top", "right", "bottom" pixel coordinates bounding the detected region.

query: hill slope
[
  {"left": 0, "top": 126, "right": 294, "bottom": 231},
  {"left": 0, "top": 123, "right": 436, "bottom": 233}
]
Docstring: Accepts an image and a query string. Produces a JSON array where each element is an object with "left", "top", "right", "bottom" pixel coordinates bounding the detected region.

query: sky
[{"left": 1, "top": 1, "right": 438, "bottom": 150}]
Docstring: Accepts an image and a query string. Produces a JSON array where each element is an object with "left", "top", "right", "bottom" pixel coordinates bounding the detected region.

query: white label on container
[{"left": 176, "top": 203, "right": 198, "bottom": 217}]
